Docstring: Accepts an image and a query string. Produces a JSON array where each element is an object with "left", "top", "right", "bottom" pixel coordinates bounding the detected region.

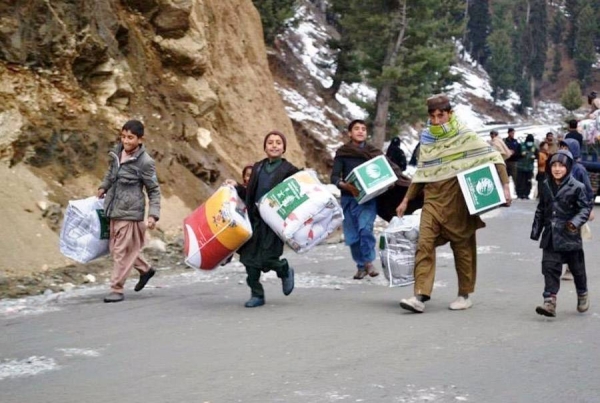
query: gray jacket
[{"left": 99, "top": 144, "right": 161, "bottom": 222}]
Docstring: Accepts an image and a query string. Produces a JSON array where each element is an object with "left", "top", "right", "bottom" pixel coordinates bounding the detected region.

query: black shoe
[
  {"left": 282, "top": 267, "right": 295, "bottom": 296},
  {"left": 103, "top": 292, "right": 124, "bottom": 303},
  {"left": 244, "top": 296, "right": 265, "bottom": 308},
  {"left": 134, "top": 268, "right": 156, "bottom": 292}
]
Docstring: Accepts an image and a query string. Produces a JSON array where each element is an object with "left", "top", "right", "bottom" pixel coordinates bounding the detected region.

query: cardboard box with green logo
[
  {"left": 345, "top": 155, "right": 398, "bottom": 204},
  {"left": 457, "top": 163, "right": 506, "bottom": 215}
]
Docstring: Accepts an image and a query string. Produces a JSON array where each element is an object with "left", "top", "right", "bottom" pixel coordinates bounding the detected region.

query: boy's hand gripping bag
[
  {"left": 258, "top": 170, "right": 344, "bottom": 253},
  {"left": 183, "top": 185, "right": 252, "bottom": 270},
  {"left": 59, "top": 196, "right": 110, "bottom": 263},
  {"left": 378, "top": 211, "right": 420, "bottom": 287}
]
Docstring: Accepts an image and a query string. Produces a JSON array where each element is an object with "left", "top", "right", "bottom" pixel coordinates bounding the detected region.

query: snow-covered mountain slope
[{"left": 271, "top": 0, "right": 568, "bottom": 164}]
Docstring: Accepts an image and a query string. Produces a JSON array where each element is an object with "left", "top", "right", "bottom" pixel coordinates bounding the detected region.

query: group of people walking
[{"left": 94, "top": 93, "right": 595, "bottom": 319}]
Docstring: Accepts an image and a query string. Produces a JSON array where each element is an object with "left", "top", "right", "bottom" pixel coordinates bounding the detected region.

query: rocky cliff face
[{"left": 0, "top": 0, "right": 306, "bottom": 272}]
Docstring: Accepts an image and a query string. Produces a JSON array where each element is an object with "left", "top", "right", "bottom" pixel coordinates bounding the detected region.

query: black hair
[
  {"left": 568, "top": 119, "right": 578, "bottom": 129},
  {"left": 507, "top": 127, "right": 515, "bottom": 133},
  {"left": 348, "top": 119, "right": 366, "bottom": 132},
  {"left": 241, "top": 165, "right": 253, "bottom": 178},
  {"left": 122, "top": 120, "right": 145, "bottom": 137}
]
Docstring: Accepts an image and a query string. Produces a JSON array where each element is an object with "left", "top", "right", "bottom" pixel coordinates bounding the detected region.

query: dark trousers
[
  {"left": 536, "top": 172, "right": 546, "bottom": 199},
  {"left": 506, "top": 161, "right": 518, "bottom": 183},
  {"left": 516, "top": 170, "right": 533, "bottom": 198},
  {"left": 245, "top": 259, "right": 290, "bottom": 298},
  {"left": 542, "top": 247, "right": 587, "bottom": 298}
]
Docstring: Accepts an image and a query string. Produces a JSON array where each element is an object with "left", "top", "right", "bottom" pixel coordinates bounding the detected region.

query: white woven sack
[
  {"left": 380, "top": 212, "right": 420, "bottom": 287},
  {"left": 258, "top": 170, "right": 344, "bottom": 253},
  {"left": 59, "top": 196, "right": 110, "bottom": 263}
]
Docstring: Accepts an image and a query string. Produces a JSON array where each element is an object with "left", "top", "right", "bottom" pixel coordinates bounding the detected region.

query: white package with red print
[{"left": 258, "top": 170, "right": 344, "bottom": 253}]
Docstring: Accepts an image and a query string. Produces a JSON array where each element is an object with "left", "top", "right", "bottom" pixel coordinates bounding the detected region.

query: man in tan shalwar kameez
[{"left": 396, "top": 94, "right": 511, "bottom": 313}]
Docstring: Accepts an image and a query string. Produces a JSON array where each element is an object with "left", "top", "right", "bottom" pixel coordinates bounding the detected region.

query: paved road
[{"left": 2, "top": 201, "right": 600, "bottom": 403}]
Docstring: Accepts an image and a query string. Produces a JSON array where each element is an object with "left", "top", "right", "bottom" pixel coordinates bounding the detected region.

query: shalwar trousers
[
  {"left": 109, "top": 220, "right": 151, "bottom": 294},
  {"left": 413, "top": 210, "right": 477, "bottom": 299}
]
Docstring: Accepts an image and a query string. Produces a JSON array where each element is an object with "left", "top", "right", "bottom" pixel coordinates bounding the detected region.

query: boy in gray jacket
[
  {"left": 97, "top": 120, "right": 161, "bottom": 303},
  {"left": 531, "top": 150, "right": 590, "bottom": 317}
]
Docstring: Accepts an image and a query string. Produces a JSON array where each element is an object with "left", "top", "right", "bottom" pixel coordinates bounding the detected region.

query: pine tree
[
  {"left": 328, "top": 0, "right": 463, "bottom": 147},
  {"left": 549, "top": 47, "right": 562, "bottom": 84},
  {"left": 252, "top": 0, "right": 297, "bottom": 45},
  {"left": 465, "top": 0, "right": 491, "bottom": 66},
  {"left": 574, "top": 4, "right": 597, "bottom": 86},
  {"left": 487, "top": 29, "right": 514, "bottom": 100},
  {"left": 550, "top": 11, "right": 564, "bottom": 44},
  {"left": 561, "top": 81, "right": 582, "bottom": 113},
  {"left": 564, "top": 0, "right": 581, "bottom": 58}
]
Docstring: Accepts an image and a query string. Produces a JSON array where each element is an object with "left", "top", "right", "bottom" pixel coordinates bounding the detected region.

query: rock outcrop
[{"left": 0, "top": 0, "right": 306, "bottom": 272}]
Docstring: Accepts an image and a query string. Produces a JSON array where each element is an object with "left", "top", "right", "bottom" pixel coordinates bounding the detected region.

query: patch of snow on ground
[
  {"left": 0, "top": 356, "right": 59, "bottom": 381},
  {"left": 57, "top": 348, "right": 102, "bottom": 358}
]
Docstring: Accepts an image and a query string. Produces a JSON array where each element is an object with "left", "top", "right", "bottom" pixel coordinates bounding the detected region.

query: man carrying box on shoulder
[{"left": 395, "top": 94, "right": 511, "bottom": 314}]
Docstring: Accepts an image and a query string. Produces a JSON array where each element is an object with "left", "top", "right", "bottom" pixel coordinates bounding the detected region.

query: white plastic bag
[
  {"left": 379, "top": 212, "right": 421, "bottom": 287},
  {"left": 59, "top": 196, "right": 110, "bottom": 263},
  {"left": 581, "top": 222, "right": 592, "bottom": 241}
]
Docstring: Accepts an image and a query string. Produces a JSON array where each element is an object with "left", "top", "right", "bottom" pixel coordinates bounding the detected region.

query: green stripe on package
[{"left": 264, "top": 178, "right": 309, "bottom": 219}]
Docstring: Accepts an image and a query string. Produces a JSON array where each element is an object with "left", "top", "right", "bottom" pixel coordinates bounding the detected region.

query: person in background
[
  {"left": 221, "top": 164, "right": 254, "bottom": 267},
  {"left": 396, "top": 94, "right": 510, "bottom": 314},
  {"left": 97, "top": 120, "right": 161, "bottom": 303},
  {"left": 489, "top": 130, "right": 512, "bottom": 160},
  {"left": 386, "top": 136, "right": 408, "bottom": 171},
  {"left": 504, "top": 127, "right": 521, "bottom": 188},
  {"left": 536, "top": 141, "right": 550, "bottom": 199},
  {"left": 531, "top": 150, "right": 590, "bottom": 317},
  {"left": 565, "top": 119, "right": 583, "bottom": 148},
  {"left": 516, "top": 134, "right": 537, "bottom": 200},
  {"left": 588, "top": 91, "right": 600, "bottom": 119},
  {"left": 545, "top": 132, "right": 558, "bottom": 155},
  {"left": 409, "top": 143, "right": 420, "bottom": 167},
  {"left": 235, "top": 164, "right": 253, "bottom": 200},
  {"left": 236, "top": 131, "right": 298, "bottom": 308}
]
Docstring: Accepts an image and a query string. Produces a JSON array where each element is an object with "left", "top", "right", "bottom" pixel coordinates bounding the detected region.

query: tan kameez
[{"left": 406, "top": 164, "right": 509, "bottom": 298}]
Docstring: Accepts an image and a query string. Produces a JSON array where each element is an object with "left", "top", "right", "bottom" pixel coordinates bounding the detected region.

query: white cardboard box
[
  {"left": 345, "top": 155, "right": 398, "bottom": 204},
  {"left": 457, "top": 163, "right": 506, "bottom": 215}
]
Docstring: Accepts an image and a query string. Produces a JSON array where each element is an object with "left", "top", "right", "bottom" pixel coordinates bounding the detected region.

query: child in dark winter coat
[
  {"left": 235, "top": 131, "right": 299, "bottom": 308},
  {"left": 97, "top": 120, "right": 161, "bottom": 303},
  {"left": 531, "top": 150, "right": 590, "bottom": 317}
]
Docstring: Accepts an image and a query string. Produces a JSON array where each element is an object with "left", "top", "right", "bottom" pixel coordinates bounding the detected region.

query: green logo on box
[
  {"left": 265, "top": 178, "right": 309, "bottom": 219},
  {"left": 355, "top": 158, "right": 394, "bottom": 189},
  {"left": 464, "top": 166, "right": 500, "bottom": 208}
]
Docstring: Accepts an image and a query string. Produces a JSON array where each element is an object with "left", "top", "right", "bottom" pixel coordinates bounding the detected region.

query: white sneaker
[
  {"left": 399, "top": 296, "right": 425, "bottom": 313},
  {"left": 449, "top": 296, "right": 473, "bottom": 310}
]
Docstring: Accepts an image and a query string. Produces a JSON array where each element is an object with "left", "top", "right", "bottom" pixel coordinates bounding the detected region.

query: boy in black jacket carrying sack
[{"left": 531, "top": 150, "right": 590, "bottom": 317}]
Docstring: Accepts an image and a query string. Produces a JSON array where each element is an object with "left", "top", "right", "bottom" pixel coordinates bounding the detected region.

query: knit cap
[{"left": 263, "top": 130, "right": 287, "bottom": 152}]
